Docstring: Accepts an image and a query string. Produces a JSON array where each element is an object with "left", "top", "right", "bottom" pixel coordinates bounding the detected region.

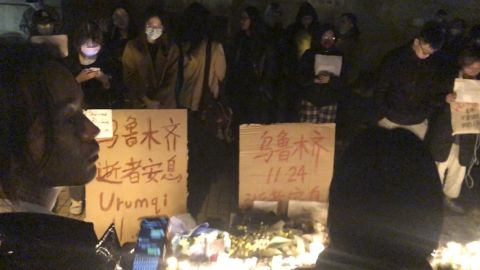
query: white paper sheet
[
  {"left": 454, "top": 78, "right": 480, "bottom": 103},
  {"left": 84, "top": 109, "right": 113, "bottom": 139},
  {"left": 314, "top": 54, "right": 343, "bottom": 77}
]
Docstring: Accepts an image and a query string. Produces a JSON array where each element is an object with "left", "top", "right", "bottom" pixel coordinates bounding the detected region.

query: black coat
[
  {"left": 0, "top": 213, "right": 102, "bottom": 270},
  {"left": 425, "top": 105, "right": 478, "bottom": 165},
  {"left": 374, "top": 43, "right": 449, "bottom": 125},
  {"left": 297, "top": 47, "right": 343, "bottom": 107}
]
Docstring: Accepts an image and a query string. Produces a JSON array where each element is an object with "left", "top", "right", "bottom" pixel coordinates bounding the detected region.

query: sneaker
[
  {"left": 444, "top": 197, "right": 466, "bottom": 215},
  {"left": 69, "top": 199, "right": 84, "bottom": 215}
]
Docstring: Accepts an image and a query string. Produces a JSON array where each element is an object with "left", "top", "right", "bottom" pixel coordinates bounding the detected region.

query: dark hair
[
  {"left": 73, "top": 21, "right": 104, "bottom": 53},
  {"left": 418, "top": 21, "right": 445, "bottom": 50},
  {"left": 137, "top": 5, "right": 171, "bottom": 51},
  {"left": 458, "top": 47, "right": 480, "bottom": 67},
  {"left": 295, "top": 2, "right": 319, "bottom": 27},
  {"left": 0, "top": 42, "right": 55, "bottom": 200},
  {"left": 341, "top": 12, "right": 357, "bottom": 28},
  {"left": 312, "top": 23, "right": 337, "bottom": 49},
  {"left": 179, "top": 2, "right": 211, "bottom": 55},
  {"left": 108, "top": 2, "right": 137, "bottom": 42},
  {"left": 450, "top": 18, "right": 467, "bottom": 30},
  {"left": 243, "top": 6, "right": 265, "bottom": 37},
  {"left": 327, "top": 127, "right": 443, "bottom": 267}
]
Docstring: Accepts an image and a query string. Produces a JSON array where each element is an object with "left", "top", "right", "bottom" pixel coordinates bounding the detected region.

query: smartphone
[{"left": 132, "top": 218, "right": 169, "bottom": 270}]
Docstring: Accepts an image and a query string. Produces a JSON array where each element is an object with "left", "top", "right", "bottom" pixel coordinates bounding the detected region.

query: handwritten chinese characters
[
  {"left": 86, "top": 110, "right": 187, "bottom": 244},
  {"left": 451, "top": 103, "right": 480, "bottom": 135},
  {"left": 239, "top": 123, "right": 335, "bottom": 210}
]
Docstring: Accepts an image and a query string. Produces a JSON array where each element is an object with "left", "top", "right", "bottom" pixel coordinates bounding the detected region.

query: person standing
[
  {"left": 20, "top": 0, "right": 61, "bottom": 36},
  {"left": 177, "top": 3, "right": 227, "bottom": 218},
  {"left": 374, "top": 22, "right": 447, "bottom": 140},
  {"left": 283, "top": 2, "right": 321, "bottom": 122},
  {"left": 425, "top": 48, "right": 480, "bottom": 214},
  {"left": 298, "top": 24, "right": 343, "bottom": 124},
  {"left": 122, "top": 6, "right": 179, "bottom": 109}
]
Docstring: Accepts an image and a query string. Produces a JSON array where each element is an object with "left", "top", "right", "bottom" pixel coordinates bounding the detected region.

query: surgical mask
[
  {"left": 145, "top": 27, "right": 162, "bottom": 41},
  {"left": 81, "top": 45, "right": 101, "bottom": 57}
]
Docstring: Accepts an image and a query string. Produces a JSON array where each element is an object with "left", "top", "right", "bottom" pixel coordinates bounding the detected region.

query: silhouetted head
[{"left": 325, "top": 127, "right": 443, "bottom": 269}]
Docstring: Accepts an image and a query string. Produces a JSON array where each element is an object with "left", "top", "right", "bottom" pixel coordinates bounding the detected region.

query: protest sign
[
  {"left": 314, "top": 54, "right": 342, "bottom": 76},
  {"left": 454, "top": 78, "right": 480, "bottom": 103},
  {"left": 85, "top": 109, "right": 187, "bottom": 244},
  {"left": 451, "top": 102, "right": 480, "bottom": 135},
  {"left": 239, "top": 123, "right": 335, "bottom": 213},
  {"left": 84, "top": 109, "right": 113, "bottom": 139}
]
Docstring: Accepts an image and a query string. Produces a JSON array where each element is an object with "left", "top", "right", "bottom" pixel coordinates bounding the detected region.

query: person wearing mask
[
  {"left": 316, "top": 127, "right": 443, "bottom": 270},
  {"left": 374, "top": 22, "right": 447, "bottom": 140},
  {"left": 228, "top": 6, "right": 275, "bottom": 125},
  {"left": 298, "top": 24, "right": 343, "bottom": 124},
  {"left": 122, "top": 6, "right": 179, "bottom": 109},
  {"left": 0, "top": 42, "right": 103, "bottom": 269},
  {"left": 20, "top": 0, "right": 61, "bottom": 36},
  {"left": 177, "top": 3, "right": 227, "bottom": 218},
  {"left": 336, "top": 12, "right": 361, "bottom": 85},
  {"left": 283, "top": 2, "right": 321, "bottom": 122},
  {"left": 425, "top": 48, "right": 480, "bottom": 214},
  {"left": 63, "top": 21, "right": 122, "bottom": 215}
]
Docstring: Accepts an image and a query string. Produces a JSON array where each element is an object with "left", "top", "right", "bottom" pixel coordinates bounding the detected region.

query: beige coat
[
  {"left": 123, "top": 36, "right": 179, "bottom": 109},
  {"left": 179, "top": 40, "right": 226, "bottom": 111}
]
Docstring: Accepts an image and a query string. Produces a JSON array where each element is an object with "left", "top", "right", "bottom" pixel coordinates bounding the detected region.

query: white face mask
[
  {"left": 81, "top": 44, "right": 101, "bottom": 57},
  {"left": 145, "top": 27, "right": 162, "bottom": 41}
]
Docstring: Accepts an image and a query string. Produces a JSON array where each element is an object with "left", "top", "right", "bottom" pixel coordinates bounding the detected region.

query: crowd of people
[
  {"left": 2, "top": 1, "right": 480, "bottom": 269},
  {"left": 10, "top": 0, "right": 480, "bottom": 219}
]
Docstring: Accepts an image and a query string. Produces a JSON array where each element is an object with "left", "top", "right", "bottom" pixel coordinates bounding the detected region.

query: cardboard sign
[
  {"left": 454, "top": 78, "right": 480, "bottom": 103},
  {"left": 85, "top": 110, "right": 188, "bottom": 244},
  {"left": 30, "top": 34, "right": 69, "bottom": 57},
  {"left": 315, "top": 54, "right": 342, "bottom": 77},
  {"left": 84, "top": 109, "right": 113, "bottom": 139},
  {"left": 451, "top": 102, "right": 480, "bottom": 135},
  {"left": 239, "top": 123, "right": 335, "bottom": 212}
]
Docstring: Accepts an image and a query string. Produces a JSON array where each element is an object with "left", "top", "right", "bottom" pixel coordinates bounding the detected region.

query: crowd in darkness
[
  {"left": 2, "top": 1, "right": 480, "bottom": 269},
  {"left": 12, "top": 0, "right": 480, "bottom": 218}
]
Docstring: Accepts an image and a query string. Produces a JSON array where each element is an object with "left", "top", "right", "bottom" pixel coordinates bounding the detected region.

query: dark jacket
[
  {"left": 425, "top": 73, "right": 480, "bottom": 165},
  {"left": 374, "top": 43, "right": 449, "bottom": 125},
  {"left": 63, "top": 51, "right": 123, "bottom": 109},
  {"left": 0, "top": 213, "right": 102, "bottom": 270},
  {"left": 123, "top": 36, "right": 179, "bottom": 109},
  {"left": 297, "top": 47, "right": 343, "bottom": 107},
  {"left": 284, "top": 2, "right": 321, "bottom": 77}
]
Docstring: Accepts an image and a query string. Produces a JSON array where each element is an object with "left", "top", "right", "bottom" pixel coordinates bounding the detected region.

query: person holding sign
[
  {"left": 374, "top": 22, "right": 447, "bottom": 140},
  {"left": 425, "top": 48, "right": 480, "bottom": 214},
  {"left": 297, "top": 23, "right": 343, "bottom": 123},
  {"left": 0, "top": 42, "right": 103, "bottom": 269}
]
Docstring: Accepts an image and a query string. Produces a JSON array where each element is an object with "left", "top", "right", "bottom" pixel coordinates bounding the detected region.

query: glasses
[{"left": 322, "top": 36, "right": 336, "bottom": 41}]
